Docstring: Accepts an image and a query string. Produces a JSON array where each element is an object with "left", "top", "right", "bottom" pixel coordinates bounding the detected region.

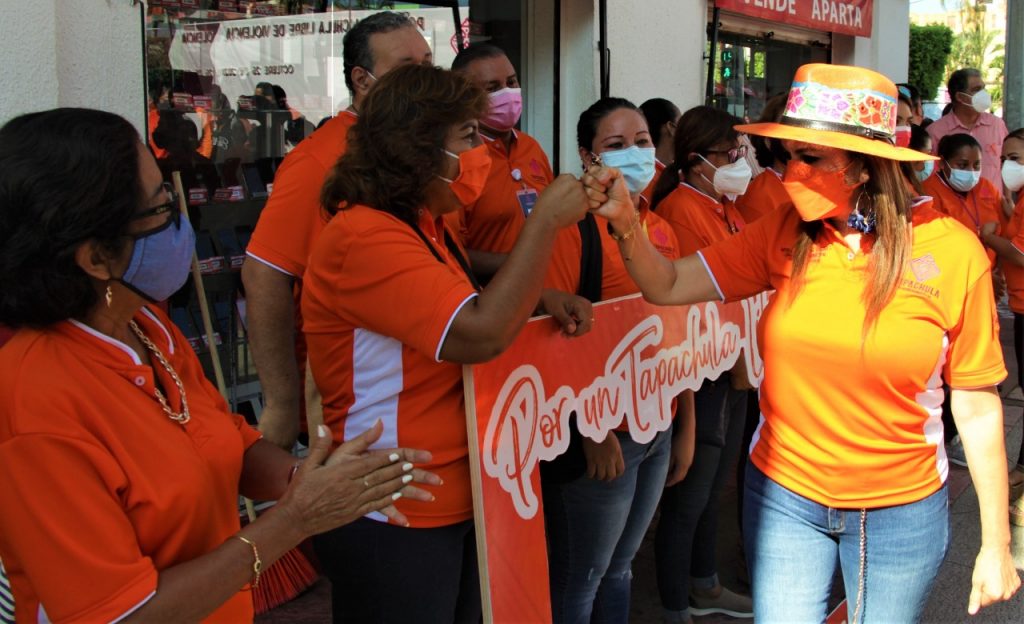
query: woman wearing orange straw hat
[{"left": 583, "top": 64, "right": 1020, "bottom": 622}]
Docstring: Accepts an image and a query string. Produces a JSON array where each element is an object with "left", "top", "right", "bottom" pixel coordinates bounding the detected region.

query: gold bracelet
[
  {"left": 236, "top": 535, "right": 262, "bottom": 588},
  {"left": 607, "top": 210, "right": 641, "bottom": 242}
]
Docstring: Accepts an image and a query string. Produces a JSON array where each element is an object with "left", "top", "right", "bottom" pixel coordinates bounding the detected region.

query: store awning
[{"left": 715, "top": 0, "right": 873, "bottom": 38}]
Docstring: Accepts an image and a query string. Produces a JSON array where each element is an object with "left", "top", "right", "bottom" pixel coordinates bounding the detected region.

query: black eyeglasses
[
  {"left": 704, "top": 145, "right": 748, "bottom": 164},
  {"left": 132, "top": 183, "right": 180, "bottom": 222},
  {"left": 131, "top": 183, "right": 181, "bottom": 233}
]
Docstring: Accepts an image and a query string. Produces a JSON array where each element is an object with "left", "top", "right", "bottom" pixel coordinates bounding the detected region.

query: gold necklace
[{"left": 129, "top": 320, "right": 190, "bottom": 424}]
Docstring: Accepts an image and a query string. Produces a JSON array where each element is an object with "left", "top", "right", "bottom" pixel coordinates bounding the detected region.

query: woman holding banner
[
  {"left": 541, "top": 96, "right": 693, "bottom": 624},
  {"left": 648, "top": 104, "right": 755, "bottom": 622},
  {"left": 303, "top": 64, "right": 591, "bottom": 623},
  {"left": 583, "top": 64, "right": 1021, "bottom": 622}
]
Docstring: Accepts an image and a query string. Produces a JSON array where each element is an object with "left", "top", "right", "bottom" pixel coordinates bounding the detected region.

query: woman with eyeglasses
[
  {"left": 647, "top": 105, "right": 755, "bottom": 623},
  {"left": 0, "top": 108, "right": 439, "bottom": 623},
  {"left": 584, "top": 63, "right": 1019, "bottom": 622}
]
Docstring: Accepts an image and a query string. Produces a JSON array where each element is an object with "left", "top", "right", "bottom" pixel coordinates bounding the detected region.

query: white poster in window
[{"left": 168, "top": 8, "right": 463, "bottom": 124}]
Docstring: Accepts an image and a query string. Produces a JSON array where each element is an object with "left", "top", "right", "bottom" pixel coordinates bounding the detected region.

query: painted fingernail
[
  {"left": 388, "top": 453, "right": 400, "bottom": 462},
  {"left": 402, "top": 474, "right": 413, "bottom": 484},
  {"left": 392, "top": 492, "right": 402, "bottom": 501},
  {"left": 402, "top": 462, "right": 413, "bottom": 472},
  {"left": 318, "top": 424, "right": 329, "bottom": 438}
]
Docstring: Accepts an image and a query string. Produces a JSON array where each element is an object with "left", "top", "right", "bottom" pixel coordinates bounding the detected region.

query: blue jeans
[
  {"left": 544, "top": 429, "right": 671, "bottom": 624},
  {"left": 656, "top": 377, "right": 748, "bottom": 617},
  {"left": 743, "top": 464, "right": 949, "bottom": 624}
]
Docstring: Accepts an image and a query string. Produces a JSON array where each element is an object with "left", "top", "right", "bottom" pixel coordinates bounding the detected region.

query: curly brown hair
[{"left": 321, "top": 64, "right": 489, "bottom": 225}]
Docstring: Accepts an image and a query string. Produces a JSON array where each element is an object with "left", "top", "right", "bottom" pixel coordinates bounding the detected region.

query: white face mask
[
  {"left": 1003, "top": 159, "right": 1024, "bottom": 193},
  {"left": 961, "top": 89, "right": 991, "bottom": 113},
  {"left": 699, "top": 155, "right": 752, "bottom": 200}
]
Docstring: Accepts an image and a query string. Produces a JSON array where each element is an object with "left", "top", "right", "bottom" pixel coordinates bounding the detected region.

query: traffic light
[{"left": 721, "top": 49, "right": 735, "bottom": 79}]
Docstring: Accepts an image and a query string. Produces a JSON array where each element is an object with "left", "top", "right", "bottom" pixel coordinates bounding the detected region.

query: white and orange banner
[{"left": 465, "top": 292, "right": 770, "bottom": 622}]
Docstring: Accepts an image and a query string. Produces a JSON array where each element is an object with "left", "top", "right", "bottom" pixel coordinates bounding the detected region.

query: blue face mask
[
  {"left": 945, "top": 163, "right": 981, "bottom": 193},
  {"left": 915, "top": 160, "right": 934, "bottom": 182},
  {"left": 119, "top": 214, "right": 196, "bottom": 302},
  {"left": 595, "top": 146, "right": 656, "bottom": 194}
]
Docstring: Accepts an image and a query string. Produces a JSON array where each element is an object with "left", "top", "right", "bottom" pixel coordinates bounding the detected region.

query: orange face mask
[
  {"left": 439, "top": 144, "right": 492, "bottom": 206},
  {"left": 782, "top": 158, "right": 863, "bottom": 222}
]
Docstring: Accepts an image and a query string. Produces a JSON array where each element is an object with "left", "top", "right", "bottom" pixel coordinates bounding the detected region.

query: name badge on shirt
[{"left": 516, "top": 188, "right": 539, "bottom": 217}]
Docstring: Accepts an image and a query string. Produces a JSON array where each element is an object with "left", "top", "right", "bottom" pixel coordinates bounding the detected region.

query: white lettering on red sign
[{"left": 483, "top": 303, "right": 748, "bottom": 519}]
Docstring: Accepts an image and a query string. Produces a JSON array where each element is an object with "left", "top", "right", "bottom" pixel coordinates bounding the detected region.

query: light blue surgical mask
[
  {"left": 944, "top": 162, "right": 981, "bottom": 193},
  {"left": 915, "top": 160, "right": 934, "bottom": 182},
  {"left": 119, "top": 214, "right": 196, "bottom": 302},
  {"left": 595, "top": 146, "right": 657, "bottom": 194}
]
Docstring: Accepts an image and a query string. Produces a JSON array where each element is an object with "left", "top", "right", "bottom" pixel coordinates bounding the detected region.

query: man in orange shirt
[
  {"left": 447, "top": 44, "right": 554, "bottom": 281},
  {"left": 242, "top": 12, "right": 432, "bottom": 449}
]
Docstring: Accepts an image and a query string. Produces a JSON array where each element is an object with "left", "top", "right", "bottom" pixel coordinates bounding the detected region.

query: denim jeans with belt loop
[{"left": 743, "top": 463, "right": 950, "bottom": 623}]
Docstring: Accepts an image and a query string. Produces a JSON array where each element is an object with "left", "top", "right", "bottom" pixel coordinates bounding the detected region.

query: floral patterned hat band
[
  {"left": 781, "top": 81, "right": 896, "bottom": 143},
  {"left": 734, "top": 63, "right": 937, "bottom": 163}
]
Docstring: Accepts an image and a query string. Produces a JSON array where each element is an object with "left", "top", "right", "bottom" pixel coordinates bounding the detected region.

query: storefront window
[
  {"left": 708, "top": 32, "right": 828, "bottom": 122},
  {"left": 144, "top": 1, "right": 466, "bottom": 195}
]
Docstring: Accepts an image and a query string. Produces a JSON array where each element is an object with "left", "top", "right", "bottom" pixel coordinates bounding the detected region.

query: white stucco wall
[
  {"left": 0, "top": 0, "right": 145, "bottom": 134},
  {"left": 833, "top": 0, "right": 910, "bottom": 83},
  {"left": 558, "top": 0, "right": 601, "bottom": 172},
  {"left": 0, "top": 0, "right": 59, "bottom": 126},
  {"left": 606, "top": 0, "right": 707, "bottom": 113}
]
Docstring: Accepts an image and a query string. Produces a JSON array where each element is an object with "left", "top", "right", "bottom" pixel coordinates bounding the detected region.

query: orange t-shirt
[
  {"left": 735, "top": 168, "right": 789, "bottom": 224},
  {"left": 544, "top": 198, "right": 681, "bottom": 299},
  {"left": 999, "top": 196, "right": 1024, "bottom": 313},
  {"left": 921, "top": 173, "right": 1002, "bottom": 264},
  {"left": 302, "top": 205, "right": 479, "bottom": 528},
  {"left": 699, "top": 200, "right": 1005, "bottom": 508},
  {"left": 654, "top": 183, "right": 746, "bottom": 256},
  {"left": 0, "top": 306, "right": 262, "bottom": 623},
  {"left": 245, "top": 110, "right": 358, "bottom": 277},
  {"left": 447, "top": 131, "right": 554, "bottom": 253}
]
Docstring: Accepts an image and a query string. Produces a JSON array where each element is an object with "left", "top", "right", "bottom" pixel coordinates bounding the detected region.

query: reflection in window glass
[{"left": 144, "top": 1, "right": 465, "bottom": 197}]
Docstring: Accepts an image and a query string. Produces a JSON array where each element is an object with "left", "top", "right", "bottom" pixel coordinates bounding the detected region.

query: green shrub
[{"left": 909, "top": 24, "right": 954, "bottom": 100}]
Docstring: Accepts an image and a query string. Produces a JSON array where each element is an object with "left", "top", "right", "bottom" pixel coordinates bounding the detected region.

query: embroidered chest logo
[
  {"left": 911, "top": 254, "right": 941, "bottom": 282},
  {"left": 902, "top": 254, "right": 942, "bottom": 299}
]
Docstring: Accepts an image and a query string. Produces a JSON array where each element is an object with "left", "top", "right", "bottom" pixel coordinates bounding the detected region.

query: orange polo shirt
[
  {"left": 654, "top": 182, "right": 745, "bottom": 256},
  {"left": 922, "top": 173, "right": 1002, "bottom": 264},
  {"left": 302, "top": 205, "right": 479, "bottom": 528},
  {"left": 246, "top": 110, "right": 358, "bottom": 277},
  {"left": 699, "top": 200, "right": 1005, "bottom": 509},
  {"left": 0, "top": 306, "right": 262, "bottom": 623},
  {"left": 544, "top": 197, "right": 681, "bottom": 299},
  {"left": 999, "top": 196, "right": 1024, "bottom": 313},
  {"left": 447, "top": 130, "right": 553, "bottom": 253},
  {"left": 735, "top": 168, "right": 789, "bottom": 224}
]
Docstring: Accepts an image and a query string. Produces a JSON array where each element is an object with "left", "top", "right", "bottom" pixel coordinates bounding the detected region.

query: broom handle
[
  {"left": 172, "top": 173, "right": 259, "bottom": 524},
  {"left": 171, "top": 172, "right": 228, "bottom": 397}
]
